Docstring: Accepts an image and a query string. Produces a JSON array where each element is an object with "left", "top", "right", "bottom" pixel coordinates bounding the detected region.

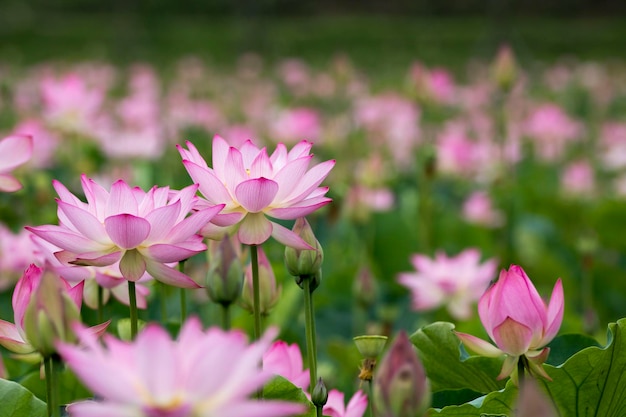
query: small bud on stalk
[
  {"left": 285, "top": 218, "right": 324, "bottom": 292},
  {"left": 241, "top": 247, "right": 281, "bottom": 316},
  {"left": 206, "top": 235, "right": 244, "bottom": 306}
]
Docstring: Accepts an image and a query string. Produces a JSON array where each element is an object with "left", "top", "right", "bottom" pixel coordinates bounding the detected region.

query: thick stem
[
  {"left": 179, "top": 261, "right": 188, "bottom": 324},
  {"left": 367, "top": 380, "right": 375, "bottom": 417},
  {"left": 250, "top": 244, "right": 262, "bottom": 340},
  {"left": 316, "top": 405, "right": 324, "bottom": 417},
  {"left": 128, "top": 281, "right": 138, "bottom": 339},
  {"left": 45, "top": 355, "right": 60, "bottom": 417},
  {"left": 221, "top": 303, "right": 231, "bottom": 330},
  {"left": 303, "top": 276, "right": 318, "bottom": 394}
]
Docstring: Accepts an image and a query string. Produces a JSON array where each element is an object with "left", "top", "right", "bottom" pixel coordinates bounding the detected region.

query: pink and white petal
[
  {"left": 219, "top": 401, "right": 305, "bottom": 417},
  {"left": 165, "top": 204, "right": 224, "bottom": 243},
  {"left": 0, "top": 135, "right": 33, "bottom": 171},
  {"left": 0, "top": 175, "right": 22, "bottom": 192},
  {"left": 282, "top": 160, "right": 335, "bottom": 204},
  {"left": 269, "top": 143, "right": 288, "bottom": 167},
  {"left": 26, "top": 225, "right": 110, "bottom": 254},
  {"left": 88, "top": 320, "right": 111, "bottom": 338},
  {"left": 145, "top": 260, "right": 201, "bottom": 289},
  {"left": 540, "top": 279, "right": 564, "bottom": 346},
  {"left": 106, "top": 180, "right": 139, "bottom": 217},
  {"left": 287, "top": 140, "right": 313, "bottom": 160},
  {"left": 111, "top": 282, "right": 149, "bottom": 308},
  {"left": 66, "top": 402, "right": 140, "bottom": 417},
  {"left": 272, "top": 155, "right": 313, "bottom": 201},
  {"left": 104, "top": 214, "right": 150, "bottom": 249},
  {"left": 144, "top": 243, "right": 204, "bottom": 263},
  {"left": 80, "top": 175, "right": 110, "bottom": 220},
  {"left": 492, "top": 317, "right": 533, "bottom": 356},
  {"left": 497, "top": 355, "right": 518, "bottom": 380},
  {"left": 239, "top": 140, "right": 263, "bottom": 167},
  {"left": 136, "top": 325, "right": 178, "bottom": 400},
  {"left": 144, "top": 202, "right": 181, "bottom": 242},
  {"left": 212, "top": 135, "right": 231, "bottom": 177},
  {"left": 170, "top": 184, "right": 201, "bottom": 221},
  {"left": 345, "top": 390, "right": 369, "bottom": 417},
  {"left": 182, "top": 160, "right": 232, "bottom": 205},
  {"left": 119, "top": 250, "right": 147, "bottom": 282},
  {"left": 0, "top": 320, "right": 33, "bottom": 354},
  {"left": 57, "top": 201, "right": 109, "bottom": 243},
  {"left": 177, "top": 141, "right": 208, "bottom": 169},
  {"left": 211, "top": 211, "right": 245, "bottom": 227},
  {"left": 270, "top": 221, "right": 313, "bottom": 250},
  {"left": 237, "top": 213, "right": 273, "bottom": 246},
  {"left": 54, "top": 179, "right": 84, "bottom": 207},
  {"left": 68, "top": 250, "right": 123, "bottom": 267},
  {"left": 455, "top": 332, "right": 504, "bottom": 358},
  {"left": 266, "top": 196, "right": 332, "bottom": 220},
  {"left": 249, "top": 148, "right": 273, "bottom": 178},
  {"left": 66, "top": 280, "right": 85, "bottom": 308},
  {"left": 235, "top": 178, "right": 279, "bottom": 213}
]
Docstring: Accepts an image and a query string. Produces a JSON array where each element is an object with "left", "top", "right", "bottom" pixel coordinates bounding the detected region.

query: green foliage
[
  {"left": 0, "top": 379, "right": 47, "bottom": 417},
  {"left": 263, "top": 375, "right": 316, "bottom": 417}
]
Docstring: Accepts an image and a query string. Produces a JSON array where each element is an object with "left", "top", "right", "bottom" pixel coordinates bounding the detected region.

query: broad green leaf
[
  {"left": 263, "top": 375, "right": 315, "bottom": 417},
  {"left": 0, "top": 379, "right": 47, "bottom": 417},
  {"left": 545, "top": 333, "right": 600, "bottom": 366},
  {"left": 410, "top": 322, "right": 505, "bottom": 393},
  {"left": 540, "top": 318, "right": 626, "bottom": 416},
  {"left": 19, "top": 367, "right": 91, "bottom": 405},
  {"left": 429, "top": 381, "right": 518, "bottom": 416}
]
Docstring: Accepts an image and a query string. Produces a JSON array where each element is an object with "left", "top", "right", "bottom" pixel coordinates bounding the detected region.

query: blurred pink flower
[
  {"left": 324, "top": 389, "right": 368, "bottom": 417},
  {"left": 599, "top": 122, "right": 626, "bottom": 170},
  {"left": 397, "top": 248, "right": 497, "bottom": 320},
  {"left": 0, "top": 225, "right": 40, "bottom": 290},
  {"left": 456, "top": 265, "right": 564, "bottom": 380},
  {"left": 462, "top": 191, "right": 504, "bottom": 228},
  {"left": 27, "top": 175, "right": 223, "bottom": 287},
  {"left": 263, "top": 340, "right": 310, "bottom": 391},
  {"left": 178, "top": 136, "right": 334, "bottom": 248},
  {"left": 0, "top": 134, "right": 33, "bottom": 192},
  {"left": 269, "top": 107, "right": 321, "bottom": 144},
  {"left": 561, "top": 160, "right": 595, "bottom": 196},
  {"left": 58, "top": 319, "right": 304, "bottom": 417},
  {"left": 12, "top": 119, "right": 59, "bottom": 168},
  {"left": 524, "top": 104, "right": 583, "bottom": 161},
  {"left": 410, "top": 62, "right": 456, "bottom": 104}
]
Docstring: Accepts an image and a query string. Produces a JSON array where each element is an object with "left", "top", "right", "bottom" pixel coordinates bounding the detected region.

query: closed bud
[
  {"left": 491, "top": 44, "right": 518, "bottom": 92},
  {"left": 312, "top": 378, "right": 328, "bottom": 407},
  {"left": 241, "top": 247, "right": 281, "bottom": 316},
  {"left": 206, "top": 235, "right": 244, "bottom": 306},
  {"left": 374, "top": 331, "right": 431, "bottom": 417},
  {"left": 23, "top": 268, "right": 82, "bottom": 357},
  {"left": 285, "top": 218, "right": 324, "bottom": 278}
]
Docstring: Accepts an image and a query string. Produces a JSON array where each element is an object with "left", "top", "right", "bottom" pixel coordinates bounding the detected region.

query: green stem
[
  {"left": 179, "top": 261, "right": 188, "bottom": 324},
  {"left": 160, "top": 281, "right": 168, "bottom": 323},
  {"left": 44, "top": 357, "right": 53, "bottom": 417},
  {"left": 44, "top": 356, "right": 60, "bottom": 417},
  {"left": 128, "top": 281, "right": 138, "bottom": 339},
  {"left": 316, "top": 405, "right": 324, "bottom": 417},
  {"left": 303, "top": 276, "right": 318, "bottom": 394},
  {"left": 250, "top": 244, "right": 262, "bottom": 340},
  {"left": 221, "top": 303, "right": 231, "bottom": 330},
  {"left": 367, "top": 379, "right": 375, "bottom": 417},
  {"left": 517, "top": 355, "right": 526, "bottom": 386},
  {"left": 97, "top": 284, "right": 104, "bottom": 324}
]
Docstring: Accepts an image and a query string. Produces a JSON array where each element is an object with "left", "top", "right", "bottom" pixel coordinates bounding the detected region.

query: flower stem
[
  {"left": 517, "top": 355, "right": 526, "bottom": 386},
  {"left": 128, "top": 281, "right": 138, "bottom": 339},
  {"left": 159, "top": 281, "right": 168, "bottom": 322},
  {"left": 97, "top": 284, "right": 104, "bottom": 324},
  {"left": 221, "top": 303, "right": 231, "bottom": 330},
  {"left": 179, "top": 260, "right": 188, "bottom": 324},
  {"left": 44, "top": 355, "right": 60, "bottom": 417},
  {"left": 367, "top": 380, "right": 375, "bottom": 417},
  {"left": 316, "top": 405, "right": 324, "bottom": 417},
  {"left": 250, "top": 244, "right": 262, "bottom": 340},
  {"left": 303, "top": 276, "right": 318, "bottom": 394}
]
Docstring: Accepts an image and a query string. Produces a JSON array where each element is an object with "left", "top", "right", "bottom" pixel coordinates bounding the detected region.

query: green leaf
[
  {"left": 429, "top": 380, "right": 518, "bottom": 416},
  {"left": 263, "top": 375, "right": 315, "bottom": 417},
  {"left": 545, "top": 333, "right": 600, "bottom": 366},
  {"left": 540, "top": 318, "right": 626, "bottom": 416},
  {"left": 0, "top": 379, "right": 47, "bottom": 417},
  {"left": 410, "top": 322, "right": 505, "bottom": 394},
  {"left": 19, "top": 367, "right": 91, "bottom": 404}
]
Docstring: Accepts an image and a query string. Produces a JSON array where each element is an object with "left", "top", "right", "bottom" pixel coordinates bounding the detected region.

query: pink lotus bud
[
  {"left": 456, "top": 265, "right": 564, "bottom": 380},
  {"left": 206, "top": 235, "right": 244, "bottom": 306},
  {"left": 241, "top": 248, "right": 281, "bottom": 315},
  {"left": 285, "top": 218, "right": 323, "bottom": 287},
  {"left": 373, "top": 331, "right": 430, "bottom": 417}
]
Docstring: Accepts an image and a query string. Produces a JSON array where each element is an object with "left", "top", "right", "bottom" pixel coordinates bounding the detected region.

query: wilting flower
[
  {"left": 373, "top": 331, "right": 430, "bottom": 417},
  {"left": 241, "top": 247, "right": 281, "bottom": 315},
  {"left": 0, "top": 265, "right": 106, "bottom": 358},
  {"left": 263, "top": 340, "right": 310, "bottom": 391},
  {"left": 178, "top": 136, "right": 334, "bottom": 248},
  {"left": 57, "top": 318, "right": 304, "bottom": 417},
  {"left": 456, "top": 265, "right": 564, "bottom": 380},
  {"left": 27, "top": 175, "right": 223, "bottom": 287},
  {"left": 0, "top": 134, "right": 33, "bottom": 192},
  {"left": 397, "top": 249, "right": 497, "bottom": 320},
  {"left": 324, "top": 389, "right": 368, "bottom": 417}
]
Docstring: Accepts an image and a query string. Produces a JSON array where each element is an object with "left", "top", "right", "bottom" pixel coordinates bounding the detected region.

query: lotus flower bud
[
  {"left": 312, "top": 378, "right": 328, "bottom": 408},
  {"left": 241, "top": 247, "right": 281, "bottom": 316},
  {"left": 373, "top": 331, "right": 430, "bottom": 417},
  {"left": 23, "top": 268, "right": 82, "bottom": 357},
  {"left": 206, "top": 235, "right": 244, "bottom": 306},
  {"left": 285, "top": 218, "right": 324, "bottom": 280},
  {"left": 491, "top": 44, "right": 518, "bottom": 92}
]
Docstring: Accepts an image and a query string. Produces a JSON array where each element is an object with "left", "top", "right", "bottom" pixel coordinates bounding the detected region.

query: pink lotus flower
[
  {"left": 57, "top": 318, "right": 304, "bottom": 417},
  {"left": 456, "top": 265, "right": 564, "bottom": 380},
  {"left": 263, "top": 340, "right": 310, "bottom": 391},
  {"left": 0, "top": 135, "right": 33, "bottom": 192},
  {"left": 269, "top": 107, "right": 321, "bottom": 144},
  {"left": 324, "top": 389, "right": 368, "bottom": 417},
  {"left": 561, "top": 160, "right": 595, "bottom": 196},
  {"left": 0, "top": 264, "right": 106, "bottom": 358},
  {"left": 0, "top": 225, "right": 40, "bottom": 290},
  {"left": 462, "top": 191, "right": 504, "bottom": 228},
  {"left": 524, "top": 103, "right": 583, "bottom": 161},
  {"left": 397, "top": 249, "right": 497, "bottom": 320},
  {"left": 27, "top": 175, "right": 223, "bottom": 287},
  {"left": 178, "top": 136, "right": 334, "bottom": 249}
]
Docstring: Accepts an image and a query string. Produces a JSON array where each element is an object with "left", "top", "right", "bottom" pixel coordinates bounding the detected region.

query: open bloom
[
  {"left": 178, "top": 136, "right": 334, "bottom": 249},
  {"left": 324, "top": 389, "right": 368, "bottom": 417},
  {"left": 263, "top": 340, "right": 310, "bottom": 391},
  {"left": 27, "top": 175, "right": 223, "bottom": 287},
  {"left": 456, "top": 265, "right": 564, "bottom": 380},
  {"left": 58, "top": 318, "right": 304, "bottom": 417},
  {"left": 0, "top": 134, "right": 33, "bottom": 192},
  {"left": 397, "top": 249, "right": 497, "bottom": 320}
]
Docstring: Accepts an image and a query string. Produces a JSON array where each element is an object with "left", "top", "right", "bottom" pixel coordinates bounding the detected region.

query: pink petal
[
  {"left": 165, "top": 204, "right": 224, "bottom": 243},
  {"left": 266, "top": 196, "right": 331, "bottom": 220},
  {"left": 270, "top": 221, "right": 313, "bottom": 250},
  {"left": 144, "top": 260, "right": 201, "bottom": 288},
  {"left": 223, "top": 147, "right": 248, "bottom": 192},
  {"left": 492, "top": 317, "right": 533, "bottom": 356},
  {"left": 177, "top": 141, "right": 208, "bottom": 168},
  {"left": 272, "top": 155, "right": 313, "bottom": 201},
  {"left": 240, "top": 140, "right": 263, "bottom": 167},
  {"left": 144, "top": 242, "right": 205, "bottom": 263},
  {"left": 0, "top": 320, "right": 33, "bottom": 354},
  {"left": 212, "top": 135, "right": 230, "bottom": 177},
  {"left": 0, "top": 175, "right": 23, "bottom": 192},
  {"left": 235, "top": 178, "right": 279, "bottom": 213},
  {"left": 219, "top": 402, "right": 305, "bottom": 417},
  {"left": 282, "top": 160, "right": 335, "bottom": 204},
  {"left": 455, "top": 332, "right": 504, "bottom": 358},
  {"left": 66, "top": 402, "right": 139, "bottom": 417},
  {"left": 497, "top": 355, "right": 518, "bottom": 380},
  {"left": 0, "top": 135, "right": 33, "bottom": 172},
  {"left": 104, "top": 214, "right": 150, "bottom": 249},
  {"left": 249, "top": 148, "right": 273, "bottom": 178},
  {"left": 540, "top": 279, "right": 564, "bottom": 346},
  {"left": 106, "top": 180, "right": 139, "bottom": 217},
  {"left": 66, "top": 250, "right": 123, "bottom": 267},
  {"left": 182, "top": 160, "right": 232, "bottom": 205},
  {"left": 136, "top": 325, "right": 177, "bottom": 399},
  {"left": 57, "top": 201, "right": 108, "bottom": 243},
  {"left": 119, "top": 250, "right": 147, "bottom": 282},
  {"left": 237, "top": 213, "right": 272, "bottom": 245},
  {"left": 26, "top": 225, "right": 110, "bottom": 254},
  {"left": 211, "top": 211, "right": 245, "bottom": 227},
  {"left": 144, "top": 202, "right": 181, "bottom": 242}
]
